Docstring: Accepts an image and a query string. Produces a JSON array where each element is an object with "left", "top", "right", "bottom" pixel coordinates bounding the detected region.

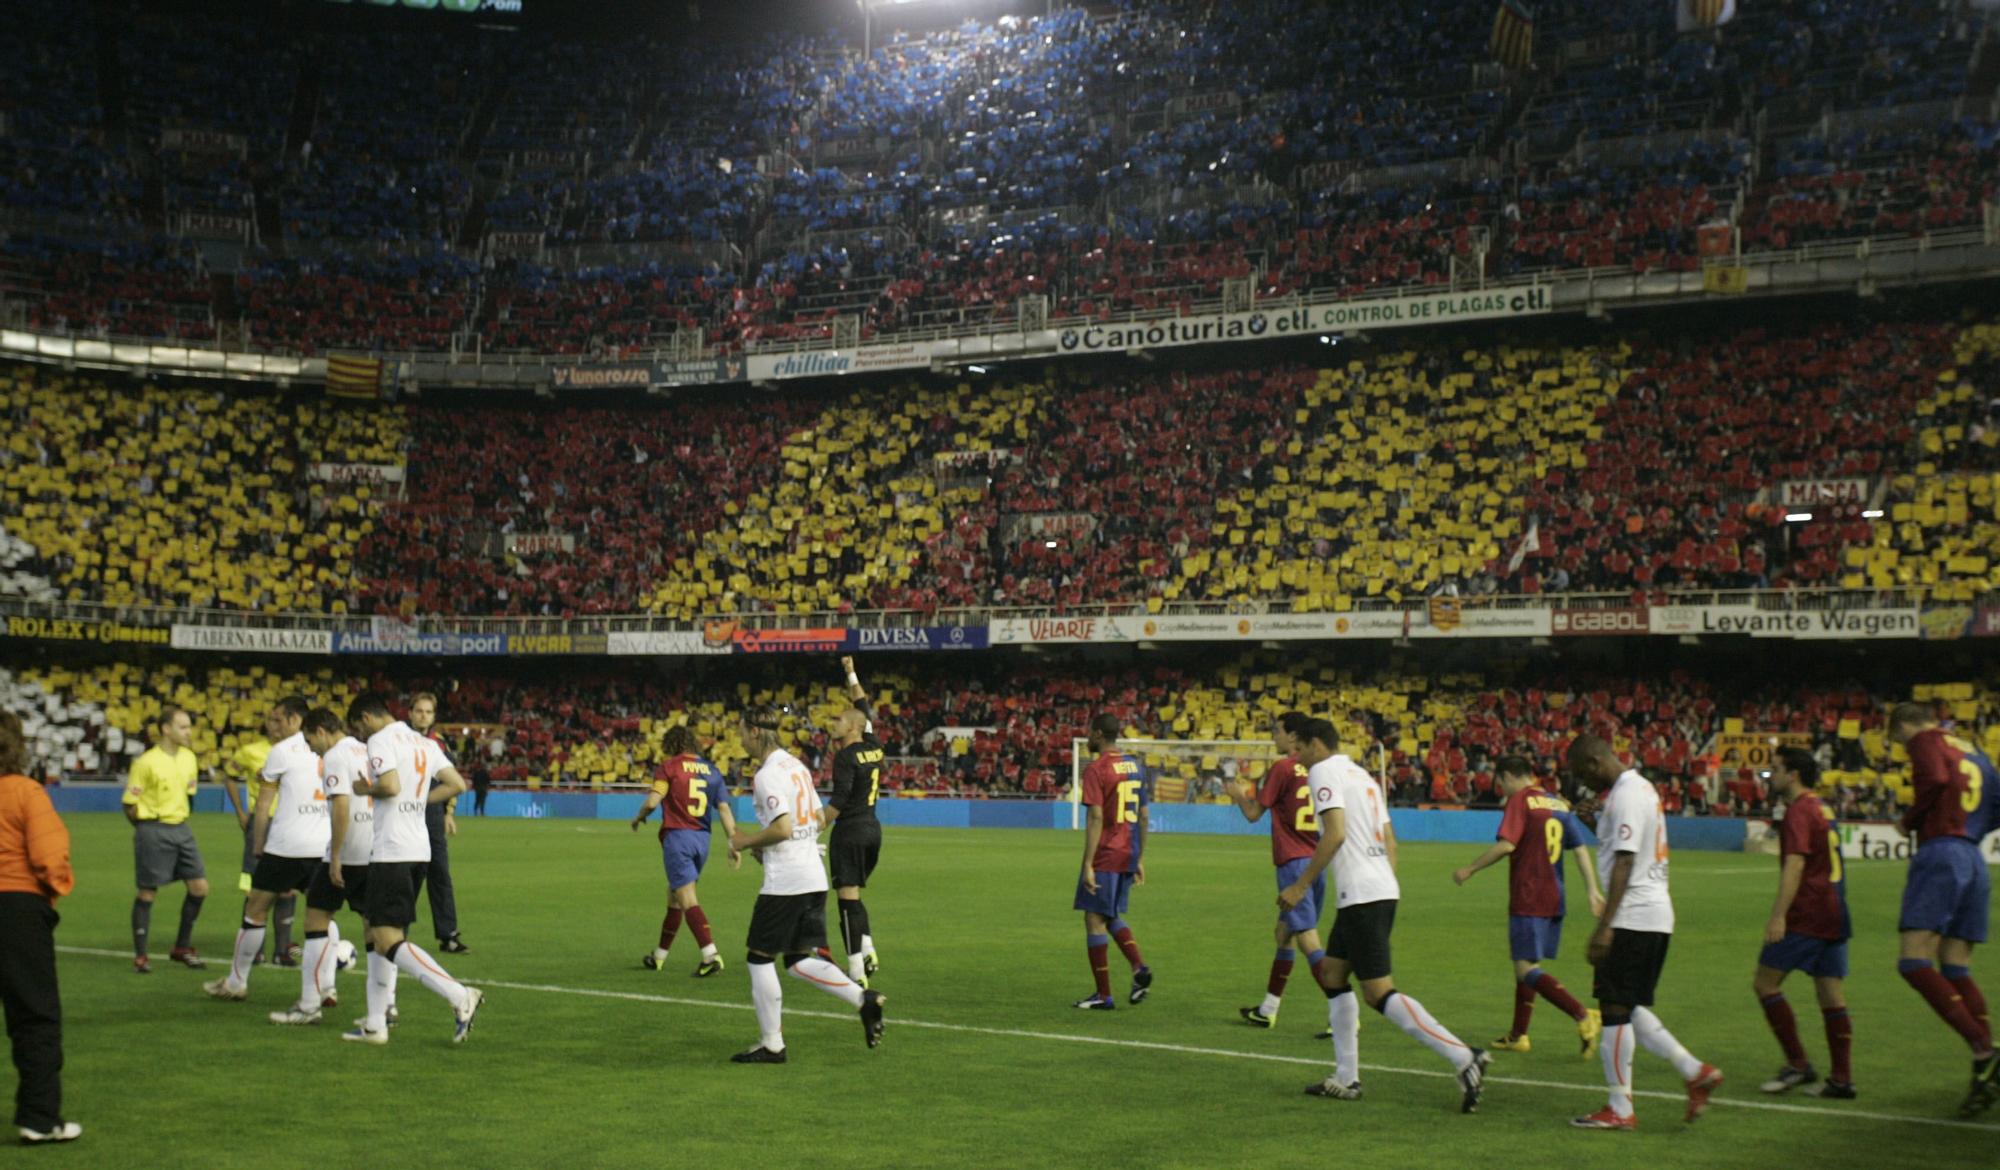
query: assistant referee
[{"left": 123, "top": 707, "right": 211, "bottom": 974}]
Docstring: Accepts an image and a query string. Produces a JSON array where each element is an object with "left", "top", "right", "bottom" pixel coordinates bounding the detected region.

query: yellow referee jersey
[
  {"left": 124, "top": 746, "right": 200, "bottom": 823},
  {"left": 231, "top": 737, "right": 276, "bottom": 816}
]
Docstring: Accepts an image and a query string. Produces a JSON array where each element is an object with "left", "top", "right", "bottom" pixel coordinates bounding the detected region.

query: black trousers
[
  {"left": 0, "top": 892, "right": 62, "bottom": 1130},
  {"left": 411, "top": 802, "right": 458, "bottom": 941}
]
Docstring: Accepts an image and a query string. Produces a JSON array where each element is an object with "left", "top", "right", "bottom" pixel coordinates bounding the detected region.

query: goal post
[{"left": 1067, "top": 737, "right": 1280, "bottom": 829}]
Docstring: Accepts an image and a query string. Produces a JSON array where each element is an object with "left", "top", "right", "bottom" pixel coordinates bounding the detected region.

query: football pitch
[{"left": 31, "top": 815, "right": 1998, "bottom": 1169}]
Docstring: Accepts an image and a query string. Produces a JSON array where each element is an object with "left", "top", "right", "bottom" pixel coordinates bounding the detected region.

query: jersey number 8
[{"left": 1543, "top": 817, "right": 1563, "bottom": 864}]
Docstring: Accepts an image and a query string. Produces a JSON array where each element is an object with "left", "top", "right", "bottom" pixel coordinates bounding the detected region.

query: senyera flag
[{"left": 326, "top": 354, "right": 384, "bottom": 400}]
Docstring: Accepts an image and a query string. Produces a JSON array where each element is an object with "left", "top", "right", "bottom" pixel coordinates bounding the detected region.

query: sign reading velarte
[
  {"left": 1551, "top": 606, "right": 1649, "bottom": 636},
  {"left": 991, "top": 615, "right": 1113, "bottom": 645},
  {"left": 169, "top": 625, "right": 331, "bottom": 654},
  {"left": 848, "top": 626, "right": 990, "bottom": 651},
  {"left": 5, "top": 615, "right": 168, "bottom": 645},
  {"left": 1055, "top": 290, "right": 1549, "bottom": 357}
]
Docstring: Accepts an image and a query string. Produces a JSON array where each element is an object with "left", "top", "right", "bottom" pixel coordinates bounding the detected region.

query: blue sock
[
  {"left": 1275, "top": 947, "right": 1297, "bottom": 962},
  {"left": 1522, "top": 966, "right": 1545, "bottom": 987},
  {"left": 1944, "top": 964, "right": 1972, "bottom": 981},
  {"left": 1899, "top": 958, "right": 1934, "bottom": 975},
  {"left": 1306, "top": 949, "right": 1326, "bottom": 967}
]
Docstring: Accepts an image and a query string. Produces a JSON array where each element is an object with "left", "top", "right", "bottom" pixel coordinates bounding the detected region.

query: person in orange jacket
[{"left": 0, "top": 711, "right": 78, "bottom": 1144}]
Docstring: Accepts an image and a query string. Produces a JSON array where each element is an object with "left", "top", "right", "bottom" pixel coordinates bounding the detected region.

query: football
[{"left": 333, "top": 940, "right": 358, "bottom": 972}]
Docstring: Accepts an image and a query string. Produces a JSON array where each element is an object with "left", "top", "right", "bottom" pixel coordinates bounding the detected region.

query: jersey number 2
[{"left": 1293, "top": 785, "right": 1316, "bottom": 834}]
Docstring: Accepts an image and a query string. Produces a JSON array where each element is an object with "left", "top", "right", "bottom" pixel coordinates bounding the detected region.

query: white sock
[
  {"left": 1381, "top": 991, "right": 1474, "bottom": 1071},
  {"left": 750, "top": 961, "right": 785, "bottom": 1052},
  {"left": 393, "top": 942, "right": 469, "bottom": 1010},
  {"left": 365, "top": 951, "right": 397, "bottom": 1032},
  {"left": 699, "top": 943, "right": 718, "bottom": 961},
  {"left": 1632, "top": 1007, "right": 1705, "bottom": 1080},
  {"left": 848, "top": 953, "right": 869, "bottom": 981},
  {"left": 789, "top": 956, "right": 867, "bottom": 1008},
  {"left": 1259, "top": 992, "right": 1282, "bottom": 1017},
  {"left": 1602, "top": 1022, "right": 1635, "bottom": 1116},
  {"left": 302, "top": 934, "right": 330, "bottom": 1009},
  {"left": 862, "top": 933, "right": 876, "bottom": 958},
  {"left": 1328, "top": 991, "right": 1361, "bottom": 1085},
  {"left": 650, "top": 947, "right": 669, "bottom": 961},
  {"left": 230, "top": 923, "right": 266, "bottom": 990}
]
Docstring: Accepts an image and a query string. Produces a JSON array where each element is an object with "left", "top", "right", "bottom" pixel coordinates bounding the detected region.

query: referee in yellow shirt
[{"left": 123, "top": 707, "right": 211, "bottom": 974}]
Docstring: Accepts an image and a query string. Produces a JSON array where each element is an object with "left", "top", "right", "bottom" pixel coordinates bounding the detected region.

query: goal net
[{"left": 1066, "top": 737, "right": 1279, "bottom": 829}]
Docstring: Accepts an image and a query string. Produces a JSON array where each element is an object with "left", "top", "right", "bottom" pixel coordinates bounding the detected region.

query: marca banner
[
  {"left": 606, "top": 630, "right": 729, "bottom": 656},
  {"left": 1055, "top": 290, "right": 1549, "bottom": 357},
  {"left": 1838, "top": 820, "right": 2000, "bottom": 864},
  {"left": 847, "top": 626, "right": 990, "bottom": 652},
  {"left": 508, "top": 632, "right": 609, "bottom": 655},
  {"left": 309, "top": 463, "right": 405, "bottom": 485},
  {"left": 504, "top": 533, "right": 574, "bottom": 556},
  {"left": 1712, "top": 732, "right": 1811, "bottom": 771},
  {"left": 170, "top": 625, "right": 331, "bottom": 654},
  {"left": 4, "top": 615, "right": 168, "bottom": 646},
  {"left": 746, "top": 342, "right": 932, "bottom": 382},
  {"left": 1022, "top": 513, "right": 1096, "bottom": 538},
  {"left": 1649, "top": 604, "right": 1919, "bottom": 639},
  {"left": 1551, "top": 605, "right": 1649, "bottom": 636},
  {"left": 330, "top": 631, "right": 508, "bottom": 656},
  {"left": 1778, "top": 478, "right": 1868, "bottom": 508}
]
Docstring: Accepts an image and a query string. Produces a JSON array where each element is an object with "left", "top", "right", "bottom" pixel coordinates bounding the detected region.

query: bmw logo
[
  {"left": 1247, "top": 314, "right": 1267, "bottom": 335},
  {"left": 1059, "top": 330, "right": 1080, "bottom": 351}
]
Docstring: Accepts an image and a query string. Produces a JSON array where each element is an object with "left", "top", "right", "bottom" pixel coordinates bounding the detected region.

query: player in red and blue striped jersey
[
  {"left": 1073, "top": 714, "right": 1152, "bottom": 1010},
  {"left": 1453, "top": 755, "right": 1605, "bottom": 1056},
  {"left": 1888, "top": 703, "right": 1999, "bottom": 1116},
  {"left": 1232, "top": 712, "right": 1328, "bottom": 1028},
  {"left": 1754, "top": 746, "right": 1856, "bottom": 1099},
  {"left": 631, "top": 724, "right": 739, "bottom": 977}
]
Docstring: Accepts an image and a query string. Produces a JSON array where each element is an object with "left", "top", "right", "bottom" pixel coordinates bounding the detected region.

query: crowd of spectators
[{"left": 2, "top": 0, "right": 1993, "bottom": 357}]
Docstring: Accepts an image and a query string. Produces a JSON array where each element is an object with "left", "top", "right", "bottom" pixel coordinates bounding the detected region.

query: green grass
[{"left": 26, "top": 815, "right": 1999, "bottom": 1169}]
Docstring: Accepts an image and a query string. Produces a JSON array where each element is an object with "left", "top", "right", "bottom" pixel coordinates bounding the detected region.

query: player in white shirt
[
  {"left": 1279, "top": 718, "right": 1487, "bottom": 1110},
  {"left": 725, "top": 706, "right": 886, "bottom": 1063},
  {"left": 270, "top": 709, "right": 375, "bottom": 1026},
  {"left": 1566, "top": 735, "right": 1722, "bottom": 1131},
  {"left": 205, "top": 698, "right": 329, "bottom": 1002},
  {"left": 340, "top": 694, "right": 483, "bottom": 1047}
]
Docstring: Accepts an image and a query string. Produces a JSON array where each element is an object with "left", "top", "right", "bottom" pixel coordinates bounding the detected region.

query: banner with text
[
  {"left": 1053, "top": 289, "right": 1550, "bottom": 358},
  {"left": 1551, "top": 605, "right": 1649, "bottom": 636},
  {"left": 990, "top": 608, "right": 1552, "bottom": 645},
  {"left": 170, "top": 625, "right": 331, "bottom": 654},
  {"left": 309, "top": 463, "right": 405, "bottom": 485},
  {"left": 847, "top": 626, "right": 990, "bottom": 652},
  {"left": 746, "top": 342, "right": 933, "bottom": 382},
  {"left": 1648, "top": 604, "right": 1919, "bottom": 639},
  {"left": 606, "top": 630, "right": 729, "bottom": 656},
  {"left": 331, "top": 630, "right": 508, "bottom": 656},
  {"left": 5, "top": 615, "right": 169, "bottom": 646},
  {"left": 1778, "top": 478, "right": 1870, "bottom": 508},
  {"left": 1713, "top": 731, "right": 1812, "bottom": 771}
]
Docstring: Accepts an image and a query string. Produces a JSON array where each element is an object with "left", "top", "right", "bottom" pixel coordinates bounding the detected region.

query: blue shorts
[
  {"left": 1508, "top": 915, "right": 1564, "bottom": 963},
  {"left": 1074, "top": 870, "right": 1134, "bottom": 918},
  {"left": 1900, "top": 839, "right": 1991, "bottom": 943},
  {"left": 1758, "top": 932, "right": 1850, "bottom": 979},
  {"left": 662, "top": 829, "right": 712, "bottom": 890},
  {"left": 1275, "top": 857, "right": 1327, "bottom": 936}
]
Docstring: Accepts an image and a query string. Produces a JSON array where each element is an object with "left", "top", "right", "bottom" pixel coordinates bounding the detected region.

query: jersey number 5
[
  {"left": 686, "top": 776, "right": 708, "bottom": 820},
  {"left": 1115, "top": 779, "right": 1142, "bottom": 826}
]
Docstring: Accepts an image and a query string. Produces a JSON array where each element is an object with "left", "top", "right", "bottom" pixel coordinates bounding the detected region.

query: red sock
[
  {"left": 1903, "top": 962, "right": 1990, "bottom": 1051},
  {"left": 1532, "top": 970, "right": 1587, "bottom": 1020},
  {"left": 1511, "top": 980, "right": 1536, "bottom": 1040},
  {"left": 658, "top": 908, "right": 683, "bottom": 952},
  {"left": 1760, "top": 993, "right": 1809, "bottom": 1068},
  {"left": 1088, "top": 938, "right": 1112, "bottom": 998},
  {"left": 685, "top": 906, "right": 713, "bottom": 948},
  {"left": 1946, "top": 970, "right": 1992, "bottom": 1048},
  {"left": 1111, "top": 924, "right": 1145, "bottom": 970},
  {"left": 1822, "top": 1007, "right": 1853, "bottom": 1084},
  {"left": 1267, "top": 949, "right": 1295, "bottom": 998}
]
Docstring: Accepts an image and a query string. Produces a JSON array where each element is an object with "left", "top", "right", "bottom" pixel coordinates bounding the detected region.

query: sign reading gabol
[
  {"left": 1779, "top": 478, "right": 1870, "bottom": 508},
  {"left": 310, "top": 463, "right": 405, "bottom": 485},
  {"left": 1055, "top": 290, "right": 1548, "bottom": 356},
  {"left": 1712, "top": 732, "right": 1812, "bottom": 771},
  {"left": 170, "top": 625, "right": 331, "bottom": 654},
  {"left": 605, "top": 631, "right": 728, "bottom": 656},
  {"left": 1551, "top": 606, "right": 1649, "bottom": 636},
  {"left": 847, "top": 626, "right": 990, "bottom": 652},
  {"left": 5, "top": 615, "right": 168, "bottom": 646}
]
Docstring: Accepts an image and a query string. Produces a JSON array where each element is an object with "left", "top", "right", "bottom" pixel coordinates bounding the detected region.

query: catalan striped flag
[
  {"left": 1491, "top": 0, "right": 1534, "bottom": 70},
  {"left": 1676, "top": 0, "right": 1736, "bottom": 32},
  {"left": 325, "top": 354, "right": 384, "bottom": 400}
]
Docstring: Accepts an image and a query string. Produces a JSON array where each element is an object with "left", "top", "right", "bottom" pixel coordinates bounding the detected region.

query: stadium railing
[
  {"left": 0, "top": 586, "right": 1947, "bottom": 638},
  {"left": 3, "top": 223, "right": 1996, "bottom": 387}
]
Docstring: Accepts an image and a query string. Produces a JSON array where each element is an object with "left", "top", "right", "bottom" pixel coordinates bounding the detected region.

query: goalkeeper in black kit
[{"left": 825, "top": 656, "right": 885, "bottom": 985}]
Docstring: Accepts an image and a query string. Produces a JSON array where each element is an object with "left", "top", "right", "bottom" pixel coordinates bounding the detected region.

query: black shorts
[
  {"left": 1327, "top": 899, "right": 1397, "bottom": 982},
  {"left": 133, "top": 822, "right": 205, "bottom": 889},
  {"left": 829, "top": 822, "right": 882, "bottom": 889},
  {"left": 364, "top": 861, "right": 428, "bottom": 929},
  {"left": 250, "top": 853, "right": 320, "bottom": 896},
  {"left": 305, "top": 862, "right": 371, "bottom": 916},
  {"left": 745, "top": 891, "right": 829, "bottom": 958},
  {"left": 1593, "top": 929, "right": 1672, "bottom": 1007}
]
